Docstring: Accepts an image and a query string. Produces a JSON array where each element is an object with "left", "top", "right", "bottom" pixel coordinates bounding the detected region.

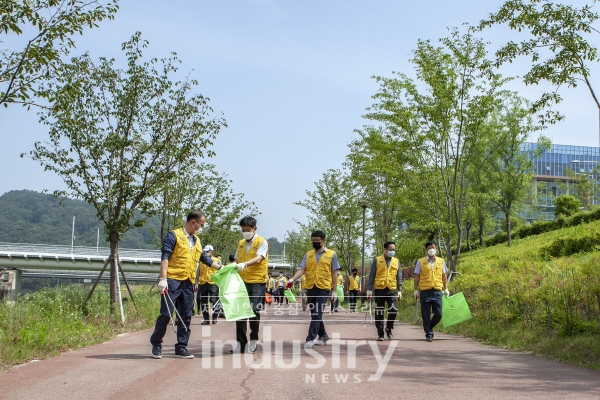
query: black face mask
[
  {"left": 353, "top": 272, "right": 357, "bottom": 276},
  {"left": 312, "top": 241, "right": 322, "bottom": 250}
]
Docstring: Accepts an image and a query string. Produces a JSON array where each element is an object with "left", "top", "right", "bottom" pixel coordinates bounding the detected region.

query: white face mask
[
  {"left": 387, "top": 250, "right": 395, "bottom": 257},
  {"left": 427, "top": 248, "right": 436, "bottom": 257},
  {"left": 242, "top": 231, "right": 255, "bottom": 241},
  {"left": 193, "top": 221, "right": 203, "bottom": 235}
]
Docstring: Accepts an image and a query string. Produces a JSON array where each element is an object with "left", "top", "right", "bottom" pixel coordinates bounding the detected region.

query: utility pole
[
  {"left": 360, "top": 202, "right": 367, "bottom": 291},
  {"left": 71, "top": 216, "right": 75, "bottom": 253}
]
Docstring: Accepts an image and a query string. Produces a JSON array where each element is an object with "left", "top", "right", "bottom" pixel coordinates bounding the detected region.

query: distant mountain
[{"left": 0, "top": 190, "right": 160, "bottom": 249}]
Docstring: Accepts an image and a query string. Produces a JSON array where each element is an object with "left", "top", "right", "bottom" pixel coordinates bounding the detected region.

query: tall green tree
[
  {"left": 479, "top": 0, "right": 600, "bottom": 124},
  {"left": 153, "top": 161, "right": 257, "bottom": 257},
  {"left": 26, "top": 33, "right": 225, "bottom": 311},
  {"left": 486, "top": 95, "right": 550, "bottom": 245},
  {"left": 284, "top": 221, "right": 314, "bottom": 270},
  {"left": 1, "top": 0, "right": 118, "bottom": 107},
  {"left": 364, "top": 29, "right": 507, "bottom": 271},
  {"left": 295, "top": 169, "right": 362, "bottom": 276}
]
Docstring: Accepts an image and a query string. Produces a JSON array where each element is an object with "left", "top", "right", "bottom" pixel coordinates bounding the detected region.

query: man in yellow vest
[
  {"left": 348, "top": 268, "right": 360, "bottom": 312},
  {"left": 367, "top": 241, "right": 402, "bottom": 341},
  {"left": 299, "top": 273, "right": 308, "bottom": 311},
  {"left": 150, "top": 210, "right": 219, "bottom": 359},
  {"left": 275, "top": 271, "right": 287, "bottom": 305},
  {"left": 230, "top": 216, "right": 269, "bottom": 354},
  {"left": 286, "top": 230, "right": 340, "bottom": 349},
  {"left": 197, "top": 245, "right": 222, "bottom": 325},
  {"left": 414, "top": 241, "right": 450, "bottom": 342}
]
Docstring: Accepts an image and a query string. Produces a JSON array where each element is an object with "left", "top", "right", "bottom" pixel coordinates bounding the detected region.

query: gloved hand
[
  {"left": 285, "top": 280, "right": 294, "bottom": 289},
  {"left": 331, "top": 290, "right": 338, "bottom": 303},
  {"left": 157, "top": 278, "right": 168, "bottom": 295},
  {"left": 366, "top": 290, "right": 372, "bottom": 300},
  {"left": 237, "top": 262, "right": 247, "bottom": 272},
  {"left": 414, "top": 289, "right": 419, "bottom": 299},
  {"left": 443, "top": 288, "right": 450, "bottom": 297},
  {"left": 397, "top": 291, "right": 402, "bottom": 301},
  {"left": 194, "top": 284, "right": 198, "bottom": 293}
]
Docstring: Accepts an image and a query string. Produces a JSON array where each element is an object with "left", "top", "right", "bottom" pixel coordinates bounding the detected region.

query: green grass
[
  {"left": 0, "top": 285, "right": 160, "bottom": 371},
  {"left": 398, "top": 219, "right": 600, "bottom": 370}
]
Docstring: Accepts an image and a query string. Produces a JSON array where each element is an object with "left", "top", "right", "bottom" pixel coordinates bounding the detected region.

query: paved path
[{"left": 1, "top": 304, "right": 599, "bottom": 400}]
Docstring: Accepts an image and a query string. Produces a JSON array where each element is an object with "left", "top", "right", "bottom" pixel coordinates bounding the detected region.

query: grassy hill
[
  {"left": 0, "top": 190, "right": 160, "bottom": 249},
  {"left": 399, "top": 220, "right": 600, "bottom": 370}
]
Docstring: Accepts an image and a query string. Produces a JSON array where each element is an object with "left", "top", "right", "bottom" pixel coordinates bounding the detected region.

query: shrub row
[
  {"left": 461, "top": 207, "right": 600, "bottom": 253},
  {"left": 541, "top": 230, "right": 600, "bottom": 259}
]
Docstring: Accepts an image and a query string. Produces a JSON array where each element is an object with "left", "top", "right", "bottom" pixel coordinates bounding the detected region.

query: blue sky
[{"left": 1, "top": 0, "right": 599, "bottom": 242}]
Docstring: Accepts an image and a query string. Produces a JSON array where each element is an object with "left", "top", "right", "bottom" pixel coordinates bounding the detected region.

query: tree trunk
[
  {"left": 506, "top": 212, "right": 512, "bottom": 247},
  {"left": 109, "top": 232, "right": 119, "bottom": 313}
]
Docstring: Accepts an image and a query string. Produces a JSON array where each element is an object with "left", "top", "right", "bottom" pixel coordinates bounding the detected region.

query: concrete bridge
[{"left": 0, "top": 242, "right": 291, "bottom": 302}]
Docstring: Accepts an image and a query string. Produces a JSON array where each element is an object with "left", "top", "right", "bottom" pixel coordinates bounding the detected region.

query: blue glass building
[{"left": 521, "top": 142, "right": 600, "bottom": 220}]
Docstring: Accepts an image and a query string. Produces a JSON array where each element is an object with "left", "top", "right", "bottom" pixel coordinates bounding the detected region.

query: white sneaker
[
  {"left": 304, "top": 341, "right": 314, "bottom": 349},
  {"left": 314, "top": 334, "right": 329, "bottom": 346}
]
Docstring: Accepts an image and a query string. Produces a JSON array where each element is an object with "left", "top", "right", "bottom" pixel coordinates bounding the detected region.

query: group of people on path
[{"left": 149, "top": 211, "right": 450, "bottom": 358}]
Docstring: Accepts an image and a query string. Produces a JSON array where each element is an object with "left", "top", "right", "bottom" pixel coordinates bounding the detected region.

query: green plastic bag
[
  {"left": 210, "top": 264, "right": 255, "bottom": 321},
  {"left": 336, "top": 285, "right": 344, "bottom": 303},
  {"left": 441, "top": 292, "right": 473, "bottom": 328},
  {"left": 284, "top": 289, "right": 296, "bottom": 303}
]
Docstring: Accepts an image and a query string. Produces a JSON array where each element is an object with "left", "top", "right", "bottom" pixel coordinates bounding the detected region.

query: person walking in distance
[
  {"left": 348, "top": 268, "right": 360, "bottom": 312},
  {"left": 150, "top": 211, "right": 218, "bottom": 359},
  {"left": 286, "top": 230, "right": 340, "bottom": 349},
  {"left": 275, "top": 271, "right": 287, "bottom": 306},
  {"left": 414, "top": 241, "right": 450, "bottom": 342},
  {"left": 332, "top": 273, "right": 343, "bottom": 312},
  {"left": 230, "top": 216, "right": 269, "bottom": 354},
  {"left": 367, "top": 241, "right": 402, "bottom": 341},
  {"left": 197, "top": 245, "right": 222, "bottom": 325}
]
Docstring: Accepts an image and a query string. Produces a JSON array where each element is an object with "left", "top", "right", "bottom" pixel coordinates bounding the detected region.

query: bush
[
  {"left": 541, "top": 230, "right": 600, "bottom": 259},
  {"left": 554, "top": 195, "right": 582, "bottom": 217}
]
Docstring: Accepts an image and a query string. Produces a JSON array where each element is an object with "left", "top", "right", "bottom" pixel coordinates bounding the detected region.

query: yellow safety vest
[
  {"left": 237, "top": 236, "right": 269, "bottom": 284},
  {"left": 348, "top": 275, "right": 360, "bottom": 290},
  {"left": 304, "top": 249, "right": 335, "bottom": 290},
  {"left": 167, "top": 227, "right": 202, "bottom": 283},
  {"left": 276, "top": 276, "right": 287, "bottom": 288},
  {"left": 417, "top": 256, "right": 444, "bottom": 290},
  {"left": 373, "top": 255, "right": 399, "bottom": 290},
  {"left": 199, "top": 256, "right": 219, "bottom": 285},
  {"left": 332, "top": 272, "right": 343, "bottom": 289},
  {"left": 300, "top": 273, "right": 307, "bottom": 290}
]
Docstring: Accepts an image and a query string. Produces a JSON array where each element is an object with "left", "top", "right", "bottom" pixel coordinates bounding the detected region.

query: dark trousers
[
  {"left": 420, "top": 289, "right": 443, "bottom": 337},
  {"left": 306, "top": 287, "right": 330, "bottom": 342},
  {"left": 235, "top": 282, "right": 265, "bottom": 348},
  {"left": 374, "top": 288, "right": 398, "bottom": 333},
  {"left": 276, "top": 287, "right": 286, "bottom": 304},
  {"left": 349, "top": 290, "right": 358, "bottom": 312},
  {"left": 150, "top": 279, "right": 193, "bottom": 351},
  {"left": 197, "top": 283, "right": 220, "bottom": 321}
]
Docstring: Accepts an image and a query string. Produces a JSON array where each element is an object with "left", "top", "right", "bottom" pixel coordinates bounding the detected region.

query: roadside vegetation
[
  {"left": 398, "top": 219, "right": 600, "bottom": 370},
  {"left": 0, "top": 285, "right": 159, "bottom": 371}
]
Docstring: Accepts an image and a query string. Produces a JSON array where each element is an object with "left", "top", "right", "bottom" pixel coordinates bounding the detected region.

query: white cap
[{"left": 203, "top": 245, "right": 214, "bottom": 252}]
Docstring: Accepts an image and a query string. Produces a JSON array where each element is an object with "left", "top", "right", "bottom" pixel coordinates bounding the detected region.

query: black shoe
[
  {"left": 426, "top": 335, "right": 433, "bottom": 342},
  {"left": 174, "top": 348, "right": 194, "bottom": 359},
  {"left": 201, "top": 320, "right": 210, "bottom": 325},
  {"left": 377, "top": 330, "right": 384, "bottom": 341},
  {"left": 385, "top": 328, "right": 393, "bottom": 340},
  {"left": 212, "top": 320, "right": 217, "bottom": 324},
  {"left": 151, "top": 345, "right": 162, "bottom": 359}
]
